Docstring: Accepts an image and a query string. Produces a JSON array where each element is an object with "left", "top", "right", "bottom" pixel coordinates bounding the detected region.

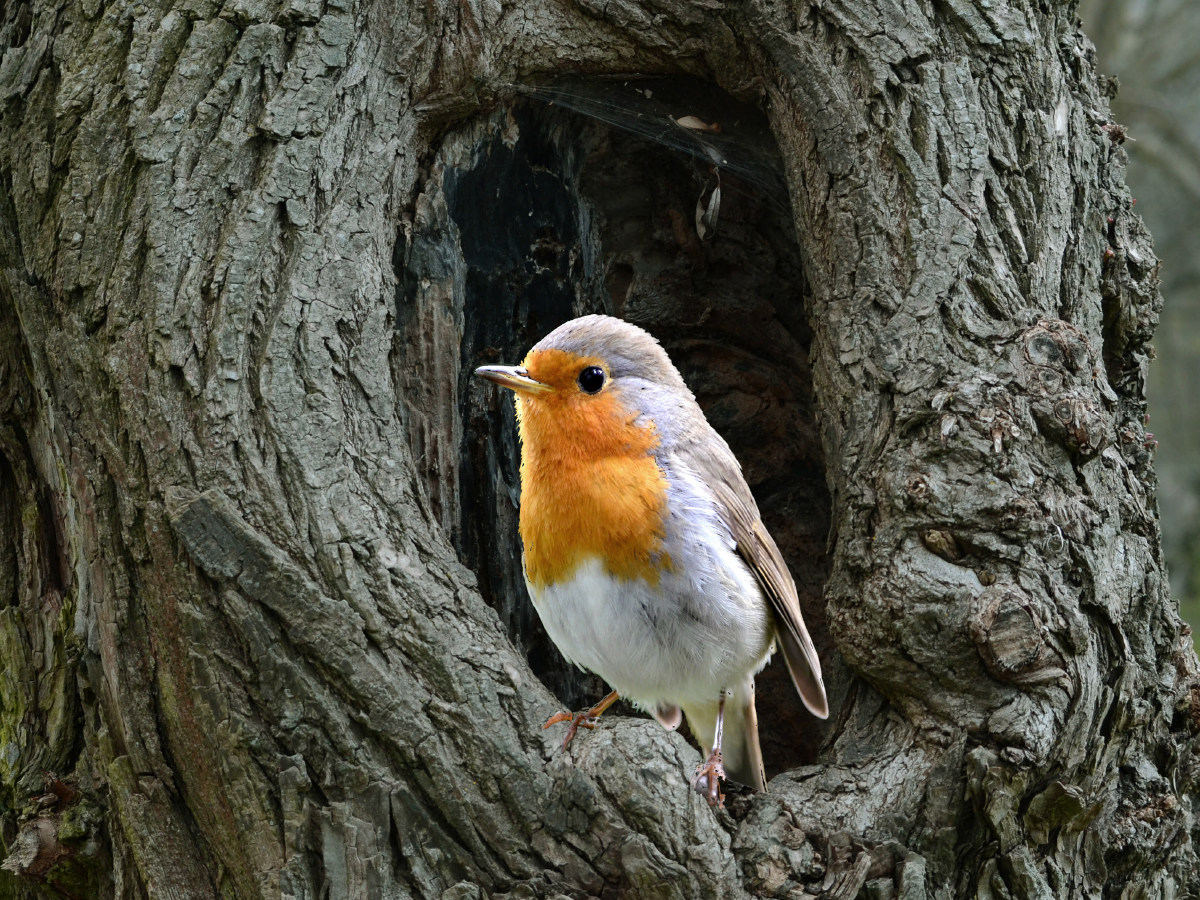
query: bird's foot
[
  {"left": 543, "top": 691, "right": 619, "bottom": 750},
  {"left": 691, "top": 749, "right": 726, "bottom": 808},
  {"left": 543, "top": 709, "right": 602, "bottom": 749}
]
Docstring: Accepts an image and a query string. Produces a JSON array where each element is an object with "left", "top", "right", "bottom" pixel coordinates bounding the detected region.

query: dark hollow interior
[{"left": 409, "top": 79, "right": 835, "bottom": 775}]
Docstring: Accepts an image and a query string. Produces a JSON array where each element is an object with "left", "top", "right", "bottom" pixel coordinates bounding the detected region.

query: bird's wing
[{"left": 678, "top": 441, "right": 829, "bottom": 720}]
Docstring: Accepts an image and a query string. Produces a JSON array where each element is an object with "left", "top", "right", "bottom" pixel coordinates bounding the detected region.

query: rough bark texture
[
  {"left": 1076, "top": 0, "right": 1200, "bottom": 616},
  {"left": 0, "top": 0, "right": 1193, "bottom": 897}
]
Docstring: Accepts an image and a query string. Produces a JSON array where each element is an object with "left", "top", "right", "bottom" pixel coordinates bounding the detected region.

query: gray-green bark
[{"left": 0, "top": 0, "right": 1193, "bottom": 897}]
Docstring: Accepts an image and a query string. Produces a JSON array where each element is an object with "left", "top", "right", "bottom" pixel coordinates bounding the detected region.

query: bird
[{"left": 475, "top": 314, "right": 828, "bottom": 806}]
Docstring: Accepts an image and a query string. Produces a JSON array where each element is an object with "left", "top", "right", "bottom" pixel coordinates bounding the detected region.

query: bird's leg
[
  {"left": 544, "top": 690, "right": 620, "bottom": 750},
  {"left": 691, "top": 692, "right": 727, "bottom": 808}
]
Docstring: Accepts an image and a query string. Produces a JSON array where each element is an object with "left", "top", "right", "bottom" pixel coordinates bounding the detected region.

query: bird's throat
[{"left": 516, "top": 387, "right": 673, "bottom": 590}]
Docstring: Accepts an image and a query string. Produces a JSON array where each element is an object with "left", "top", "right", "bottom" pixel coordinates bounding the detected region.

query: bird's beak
[{"left": 474, "top": 365, "right": 553, "bottom": 394}]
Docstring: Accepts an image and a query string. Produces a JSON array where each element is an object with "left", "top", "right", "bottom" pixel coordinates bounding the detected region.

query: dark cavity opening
[{"left": 395, "top": 77, "right": 834, "bottom": 774}]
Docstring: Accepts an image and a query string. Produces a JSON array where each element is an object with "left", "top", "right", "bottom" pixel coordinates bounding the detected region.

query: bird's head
[
  {"left": 476, "top": 315, "right": 696, "bottom": 586},
  {"left": 475, "top": 315, "right": 696, "bottom": 457}
]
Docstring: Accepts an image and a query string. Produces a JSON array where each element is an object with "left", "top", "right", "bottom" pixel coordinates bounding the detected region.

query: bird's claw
[
  {"left": 691, "top": 750, "right": 726, "bottom": 808},
  {"left": 543, "top": 710, "right": 600, "bottom": 750},
  {"left": 542, "top": 691, "right": 620, "bottom": 750}
]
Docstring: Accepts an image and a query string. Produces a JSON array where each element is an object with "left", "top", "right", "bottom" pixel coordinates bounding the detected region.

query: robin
[{"left": 476, "top": 315, "right": 828, "bottom": 806}]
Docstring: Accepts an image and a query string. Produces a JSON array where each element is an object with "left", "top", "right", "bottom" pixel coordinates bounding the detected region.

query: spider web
[{"left": 492, "top": 77, "right": 792, "bottom": 216}]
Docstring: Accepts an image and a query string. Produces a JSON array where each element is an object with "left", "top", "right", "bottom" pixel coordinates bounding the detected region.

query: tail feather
[{"left": 682, "top": 678, "right": 766, "bottom": 792}]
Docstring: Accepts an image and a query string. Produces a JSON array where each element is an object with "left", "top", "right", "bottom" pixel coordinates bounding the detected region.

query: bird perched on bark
[{"left": 476, "top": 315, "right": 827, "bottom": 805}]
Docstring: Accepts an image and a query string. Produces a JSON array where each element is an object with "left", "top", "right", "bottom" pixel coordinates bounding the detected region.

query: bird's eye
[{"left": 578, "top": 366, "right": 606, "bottom": 394}]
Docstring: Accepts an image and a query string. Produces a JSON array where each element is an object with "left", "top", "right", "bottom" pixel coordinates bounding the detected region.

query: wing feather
[{"left": 679, "top": 443, "right": 829, "bottom": 720}]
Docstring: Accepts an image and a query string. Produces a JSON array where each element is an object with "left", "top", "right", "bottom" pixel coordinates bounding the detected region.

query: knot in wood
[
  {"left": 1019, "top": 321, "right": 1110, "bottom": 460},
  {"left": 1053, "top": 395, "right": 1104, "bottom": 457},
  {"left": 1025, "top": 332, "right": 1064, "bottom": 369},
  {"left": 1023, "top": 319, "right": 1089, "bottom": 373},
  {"left": 906, "top": 474, "right": 929, "bottom": 502},
  {"left": 921, "top": 528, "right": 960, "bottom": 562},
  {"left": 970, "top": 591, "right": 1043, "bottom": 681},
  {"left": 1033, "top": 367, "right": 1063, "bottom": 394}
]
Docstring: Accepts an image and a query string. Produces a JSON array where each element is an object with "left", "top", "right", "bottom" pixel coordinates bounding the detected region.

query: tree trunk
[{"left": 0, "top": 0, "right": 1192, "bottom": 896}]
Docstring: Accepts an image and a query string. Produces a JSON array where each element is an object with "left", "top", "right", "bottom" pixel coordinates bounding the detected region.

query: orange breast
[{"left": 516, "top": 349, "right": 672, "bottom": 590}]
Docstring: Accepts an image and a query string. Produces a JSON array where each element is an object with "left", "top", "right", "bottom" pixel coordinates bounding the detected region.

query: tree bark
[{"left": 0, "top": 0, "right": 1192, "bottom": 897}]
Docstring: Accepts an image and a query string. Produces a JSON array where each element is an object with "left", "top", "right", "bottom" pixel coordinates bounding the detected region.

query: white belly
[{"left": 528, "top": 551, "right": 774, "bottom": 711}]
